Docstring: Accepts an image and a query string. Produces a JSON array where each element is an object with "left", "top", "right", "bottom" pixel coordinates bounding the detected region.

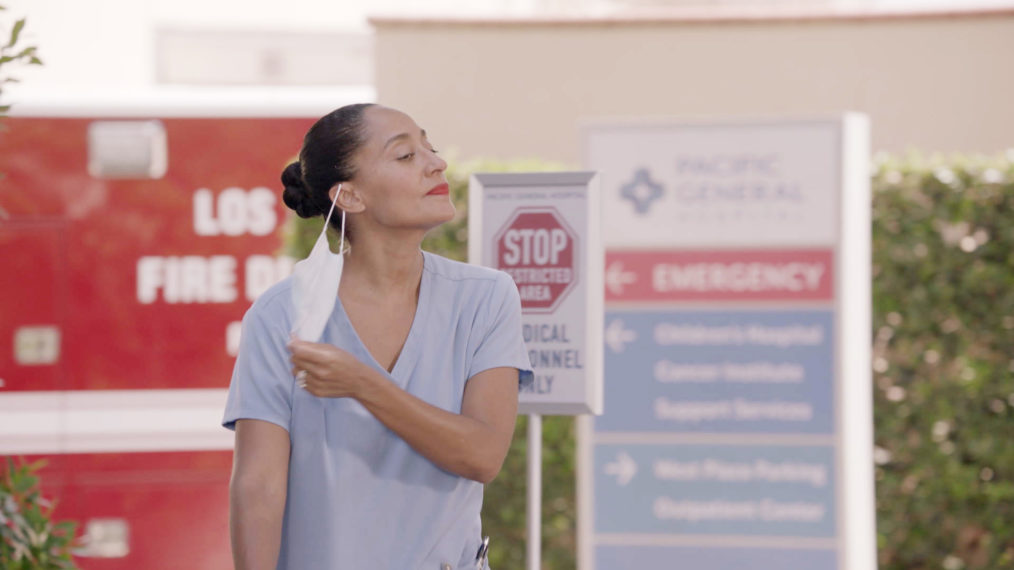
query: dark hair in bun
[{"left": 281, "top": 103, "right": 376, "bottom": 239}]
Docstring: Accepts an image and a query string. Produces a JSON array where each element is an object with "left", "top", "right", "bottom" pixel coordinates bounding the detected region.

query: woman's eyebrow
[{"left": 383, "top": 129, "right": 427, "bottom": 149}]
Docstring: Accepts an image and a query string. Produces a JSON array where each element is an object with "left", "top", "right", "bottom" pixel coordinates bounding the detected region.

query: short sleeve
[
  {"left": 467, "top": 272, "right": 534, "bottom": 383},
  {"left": 222, "top": 304, "right": 294, "bottom": 432}
]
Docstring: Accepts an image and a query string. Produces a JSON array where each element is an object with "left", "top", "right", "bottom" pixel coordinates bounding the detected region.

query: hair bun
[{"left": 281, "top": 161, "right": 320, "bottom": 218}]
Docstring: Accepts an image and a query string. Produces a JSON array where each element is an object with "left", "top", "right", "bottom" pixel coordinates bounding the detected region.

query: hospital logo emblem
[{"left": 620, "top": 168, "right": 665, "bottom": 215}]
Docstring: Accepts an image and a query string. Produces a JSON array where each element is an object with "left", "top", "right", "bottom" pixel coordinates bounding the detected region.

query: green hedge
[
  {"left": 285, "top": 150, "right": 1014, "bottom": 569},
  {"left": 871, "top": 151, "right": 1014, "bottom": 570}
]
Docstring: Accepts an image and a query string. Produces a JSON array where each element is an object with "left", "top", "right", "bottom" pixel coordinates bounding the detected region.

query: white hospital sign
[
  {"left": 469, "top": 172, "right": 603, "bottom": 415},
  {"left": 580, "top": 115, "right": 876, "bottom": 570}
]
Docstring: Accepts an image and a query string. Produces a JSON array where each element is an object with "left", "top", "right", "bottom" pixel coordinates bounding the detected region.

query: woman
[{"left": 223, "top": 103, "right": 532, "bottom": 569}]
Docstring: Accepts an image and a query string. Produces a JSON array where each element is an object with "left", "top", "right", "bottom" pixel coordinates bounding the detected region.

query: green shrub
[
  {"left": 0, "top": 458, "right": 79, "bottom": 570},
  {"left": 872, "top": 151, "right": 1014, "bottom": 570}
]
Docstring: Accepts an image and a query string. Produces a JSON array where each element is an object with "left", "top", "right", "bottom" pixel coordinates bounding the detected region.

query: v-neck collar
[{"left": 333, "top": 251, "right": 430, "bottom": 382}]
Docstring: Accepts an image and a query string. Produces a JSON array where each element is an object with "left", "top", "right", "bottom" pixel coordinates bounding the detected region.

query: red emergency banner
[{"left": 605, "top": 249, "right": 834, "bottom": 302}]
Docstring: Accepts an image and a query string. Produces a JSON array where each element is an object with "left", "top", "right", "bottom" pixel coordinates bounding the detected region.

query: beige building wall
[{"left": 372, "top": 7, "right": 1014, "bottom": 164}]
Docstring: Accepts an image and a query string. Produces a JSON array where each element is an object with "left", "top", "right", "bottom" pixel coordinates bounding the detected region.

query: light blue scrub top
[{"left": 223, "top": 251, "right": 533, "bottom": 570}]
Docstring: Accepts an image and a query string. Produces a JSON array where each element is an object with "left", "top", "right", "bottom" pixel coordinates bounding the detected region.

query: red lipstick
[{"left": 427, "top": 183, "right": 450, "bottom": 196}]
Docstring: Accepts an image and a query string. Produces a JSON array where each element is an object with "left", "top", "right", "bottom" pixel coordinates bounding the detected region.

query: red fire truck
[{"left": 0, "top": 87, "right": 372, "bottom": 568}]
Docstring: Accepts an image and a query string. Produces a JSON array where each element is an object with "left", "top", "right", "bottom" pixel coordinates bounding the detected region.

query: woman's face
[{"left": 342, "top": 106, "right": 454, "bottom": 236}]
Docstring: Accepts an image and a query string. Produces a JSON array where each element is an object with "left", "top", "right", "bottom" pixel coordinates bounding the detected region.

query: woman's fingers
[
  {"left": 287, "top": 340, "right": 364, "bottom": 398},
  {"left": 288, "top": 341, "right": 324, "bottom": 372},
  {"left": 292, "top": 342, "right": 358, "bottom": 370},
  {"left": 288, "top": 338, "right": 331, "bottom": 358},
  {"left": 289, "top": 339, "right": 339, "bottom": 366}
]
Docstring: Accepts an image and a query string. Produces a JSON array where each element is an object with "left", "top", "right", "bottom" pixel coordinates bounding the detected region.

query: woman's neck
[{"left": 339, "top": 231, "right": 425, "bottom": 298}]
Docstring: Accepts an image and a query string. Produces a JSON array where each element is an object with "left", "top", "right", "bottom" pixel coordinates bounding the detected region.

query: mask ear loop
[{"left": 320, "top": 183, "right": 347, "bottom": 254}]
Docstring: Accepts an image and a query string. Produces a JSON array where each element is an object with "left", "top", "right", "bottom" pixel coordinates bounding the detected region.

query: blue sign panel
[
  {"left": 596, "top": 545, "right": 838, "bottom": 569},
  {"left": 594, "top": 443, "right": 836, "bottom": 537},
  {"left": 599, "top": 309, "right": 835, "bottom": 434}
]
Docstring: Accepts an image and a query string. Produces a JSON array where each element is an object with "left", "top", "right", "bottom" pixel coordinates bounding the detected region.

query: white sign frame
[{"left": 469, "top": 171, "right": 603, "bottom": 415}]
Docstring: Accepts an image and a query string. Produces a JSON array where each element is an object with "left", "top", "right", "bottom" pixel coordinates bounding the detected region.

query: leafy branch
[
  {"left": 0, "top": 4, "right": 44, "bottom": 116},
  {"left": 1, "top": 458, "right": 80, "bottom": 569}
]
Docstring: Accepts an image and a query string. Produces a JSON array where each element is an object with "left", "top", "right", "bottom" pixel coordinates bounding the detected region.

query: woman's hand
[{"left": 287, "top": 338, "right": 371, "bottom": 399}]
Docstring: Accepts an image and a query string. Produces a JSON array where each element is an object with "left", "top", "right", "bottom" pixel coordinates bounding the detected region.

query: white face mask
[{"left": 290, "top": 184, "right": 346, "bottom": 342}]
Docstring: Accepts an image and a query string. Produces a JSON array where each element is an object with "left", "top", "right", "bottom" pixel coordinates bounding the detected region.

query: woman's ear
[{"left": 330, "top": 183, "right": 366, "bottom": 213}]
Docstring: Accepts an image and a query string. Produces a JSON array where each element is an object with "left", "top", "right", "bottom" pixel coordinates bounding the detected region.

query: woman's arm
[
  {"left": 359, "top": 365, "right": 519, "bottom": 484},
  {"left": 289, "top": 339, "right": 518, "bottom": 484},
  {"left": 230, "top": 419, "right": 291, "bottom": 570}
]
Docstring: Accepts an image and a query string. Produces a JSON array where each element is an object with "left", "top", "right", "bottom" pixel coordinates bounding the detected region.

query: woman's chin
[
  {"left": 430, "top": 202, "right": 457, "bottom": 225},
  {"left": 390, "top": 202, "right": 456, "bottom": 234}
]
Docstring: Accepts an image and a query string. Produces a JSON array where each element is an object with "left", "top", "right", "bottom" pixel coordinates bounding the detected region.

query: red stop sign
[{"left": 495, "top": 208, "right": 577, "bottom": 312}]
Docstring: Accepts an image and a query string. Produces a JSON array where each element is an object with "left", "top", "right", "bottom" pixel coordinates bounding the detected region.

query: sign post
[
  {"left": 580, "top": 116, "right": 875, "bottom": 570},
  {"left": 470, "top": 172, "right": 603, "bottom": 570}
]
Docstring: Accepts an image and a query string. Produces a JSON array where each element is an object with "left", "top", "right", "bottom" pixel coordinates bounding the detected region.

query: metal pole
[{"left": 526, "top": 413, "right": 542, "bottom": 570}]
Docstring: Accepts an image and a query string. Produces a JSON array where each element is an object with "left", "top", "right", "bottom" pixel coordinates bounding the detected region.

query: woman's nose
[{"left": 429, "top": 151, "right": 448, "bottom": 173}]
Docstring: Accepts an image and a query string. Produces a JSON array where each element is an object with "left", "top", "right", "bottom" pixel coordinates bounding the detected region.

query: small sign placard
[{"left": 469, "top": 172, "right": 603, "bottom": 415}]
